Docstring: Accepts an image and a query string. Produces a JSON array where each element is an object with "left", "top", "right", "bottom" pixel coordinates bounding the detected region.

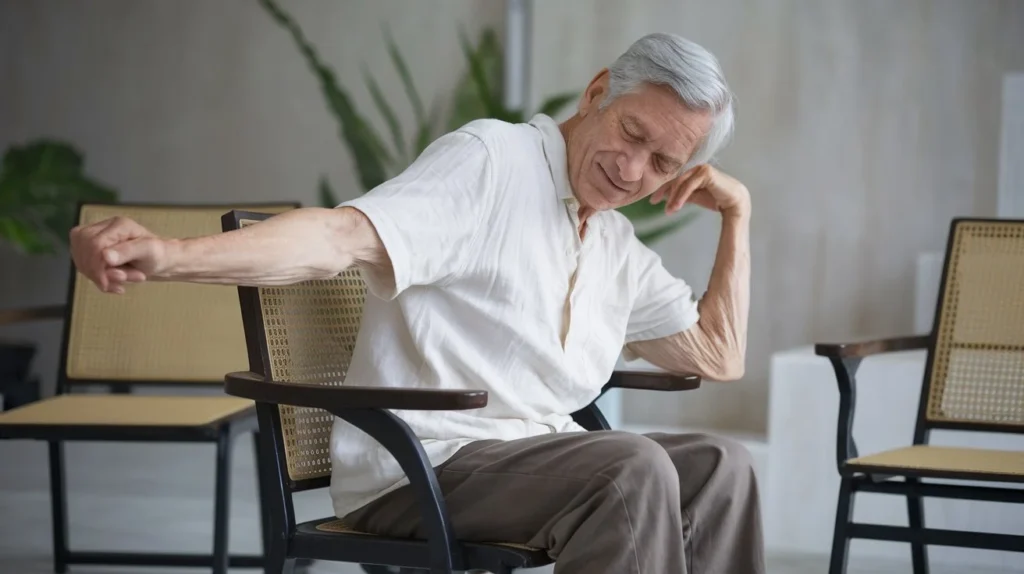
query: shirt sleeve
[
  {"left": 339, "top": 130, "right": 492, "bottom": 300},
  {"left": 623, "top": 234, "right": 701, "bottom": 346}
]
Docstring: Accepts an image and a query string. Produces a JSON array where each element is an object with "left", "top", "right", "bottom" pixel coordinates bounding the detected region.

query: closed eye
[
  {"left": 654, "top": 154, "right": 680, "bottom": 174},
  {"left": 620, "top": 121, "right": 644, "bottom": 143}
]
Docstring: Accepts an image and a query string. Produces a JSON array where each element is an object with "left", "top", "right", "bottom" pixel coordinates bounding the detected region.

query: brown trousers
[{"left": 343, "top": 430, "right": 765, "bottom": 574}]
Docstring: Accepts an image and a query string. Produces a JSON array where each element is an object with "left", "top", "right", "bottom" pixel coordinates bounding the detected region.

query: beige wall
[
  {"left": 0, "top": 0, "right": 502, "bottom": 393},
  {"left": 530, "top": 0, "right": 1024, "bottom": 431}
]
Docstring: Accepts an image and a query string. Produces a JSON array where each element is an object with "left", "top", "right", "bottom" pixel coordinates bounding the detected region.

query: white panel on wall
[{"left": 999, "top": 73, "right": 1024, "bottom": 218}]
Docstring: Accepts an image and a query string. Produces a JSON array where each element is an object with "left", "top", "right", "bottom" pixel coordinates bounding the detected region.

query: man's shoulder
[{"left": 454, "top": 118, "right": 542, "bottom": 158}]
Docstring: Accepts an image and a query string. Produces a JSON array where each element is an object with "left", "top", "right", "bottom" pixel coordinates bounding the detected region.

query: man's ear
[{"left": 579, "top": 68, "right": 611, "bottom": 117}]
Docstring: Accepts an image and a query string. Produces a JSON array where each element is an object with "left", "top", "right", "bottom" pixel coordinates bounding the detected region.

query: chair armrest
[
  {"left": 606, "top": 370, "right": 702, "bottom": 392},
  {"left": 227, "top": 370, "right": 468, "bottom": 570},
  {"left": 814, "top": 335, "right": 928, "bottom": 474},
  {"left": 814, "top": 335, "right": 929, "bottom": 359},
  {"left": 224, "top": 371, "right": 487, "bottom": 411}
]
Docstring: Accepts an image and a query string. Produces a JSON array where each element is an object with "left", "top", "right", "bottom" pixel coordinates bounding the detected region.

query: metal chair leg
[
  {"left": 906, "top": 478, "right": 929, "bottom": 574},
  {"left": 48, "top": 441, "right": 69, "bottom": 574},
  {"left": 253, "top": 432, "right": 271, "bottom": 560},
  {"left": 212, "top": 427, "right": 233, "bottom": 574},
  {"left": 829, "top": 477, "right": 854, "bottom": 574}
]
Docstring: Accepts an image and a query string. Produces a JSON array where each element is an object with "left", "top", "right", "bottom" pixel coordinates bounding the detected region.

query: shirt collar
[{"left": 529, "top": 113, "right": 576, "bottom": 205}]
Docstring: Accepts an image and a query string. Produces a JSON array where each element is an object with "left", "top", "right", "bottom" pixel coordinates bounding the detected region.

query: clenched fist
[{"left": 69, "top": 217, "right": 171, "bottom": 294}]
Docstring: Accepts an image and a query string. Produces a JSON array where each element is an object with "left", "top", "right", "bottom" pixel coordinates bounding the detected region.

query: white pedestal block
[{"left": 765, "top": 346, "right": 1024, "bottom": 572}]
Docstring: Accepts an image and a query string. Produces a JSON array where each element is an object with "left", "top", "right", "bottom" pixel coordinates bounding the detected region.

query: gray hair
[{"left": 602, "top": 33, "right": 735, "bottom": 171}]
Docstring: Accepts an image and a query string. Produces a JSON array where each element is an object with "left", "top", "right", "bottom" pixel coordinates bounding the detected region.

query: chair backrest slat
[
  {"left": 926, "top": 219, "right": 1024, "bottom": 428},
  {"left": 230, "top": 212, "right": 367, "bottom": 487},
  {"left": 64, "top": 203, "right": 296, "bottom": 386}
]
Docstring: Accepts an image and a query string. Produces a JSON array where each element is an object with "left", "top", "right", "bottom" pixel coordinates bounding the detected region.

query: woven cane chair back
[
  {"left": 926, "top": 220, "right": 1024, "bottom": 427},
  {"left": 237, "top": 219, "right": 368, "bottom": 483},
  {"left": 65, "top": 203, "right": 295, "bottom": 384}
]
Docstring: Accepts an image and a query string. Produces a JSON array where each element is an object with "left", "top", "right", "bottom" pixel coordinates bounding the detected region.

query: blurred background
[{"left": 1, "top": 1, "right": 1022, "bottom": 572}]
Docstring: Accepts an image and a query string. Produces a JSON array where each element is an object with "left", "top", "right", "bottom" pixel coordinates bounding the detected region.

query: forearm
[
  {"left": 628, "top": 211, "right": 750, "bottom": 380},
  {"left": 158, "top": 207, "right": 387, "bottom": 286}
]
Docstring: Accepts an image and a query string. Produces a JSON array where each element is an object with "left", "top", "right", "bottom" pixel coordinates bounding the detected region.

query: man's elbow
[{"left": 705, "top": 353, "right": 746, "bottom": 382}]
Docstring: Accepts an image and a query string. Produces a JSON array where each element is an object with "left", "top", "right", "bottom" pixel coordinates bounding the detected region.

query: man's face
[{"left": 565, "top": 71, "right": 713, "bottom": 212}]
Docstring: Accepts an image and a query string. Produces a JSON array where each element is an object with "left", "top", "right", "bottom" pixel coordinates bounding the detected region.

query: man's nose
[{"left": 616, "top": 152, "right": 645, "bottom": 184}]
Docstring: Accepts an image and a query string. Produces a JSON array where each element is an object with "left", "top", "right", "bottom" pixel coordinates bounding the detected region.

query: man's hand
[
  {"left": 650, "top": 165, "right": 750, "bottom": 219},
  {"left": 69, "top": 217, "right": 170, "bottom": 294}
]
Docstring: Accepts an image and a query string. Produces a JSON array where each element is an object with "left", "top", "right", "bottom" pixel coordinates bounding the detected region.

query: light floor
[
  {"left": 1, "top": 553, "right": 1008, "bottom": 573},
  {"left": 0, "top": 441, "right": 1012, "bottom": 574}
]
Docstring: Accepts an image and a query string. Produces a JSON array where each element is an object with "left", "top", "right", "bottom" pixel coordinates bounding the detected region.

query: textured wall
[
  {"left": 530, "top": 0, "right": 1024, "bottom": 432},
  {"left": 0, "top": 0, "right": 502, "bottom": 394}
]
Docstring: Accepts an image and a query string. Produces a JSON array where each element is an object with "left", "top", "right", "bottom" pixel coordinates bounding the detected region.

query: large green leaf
[
  {"left": 616, "top": 197, "right": 671, "bottom": 221},
  {"left": 258, "top": 0, "right": 390, "bottom": 192},
  {"left": 413, "top": 100, "right": 441, "bottom": 158},
  {"left": 448, "top": 28, "right": 503, "bottom": 131},
  {"left": 0, "top": 140, "right": 117, "bottom": 254},
  {"left": 318, "top": 176, "right": 339, "bottom": 208},
  {"left": 384, "top": 27, "right": 427, "bottom": 126},
  {"left": 458, "top": 28, "right": 503, "bottom": 120},
  {"left": 537, "top": 92, "right": 579, "bottom": 118},
  {"left": 363, "top": 66, "right": 406, "bottom": 166},
  {"left": 635, "top": 211, "right": 699, "bottom": 246}
]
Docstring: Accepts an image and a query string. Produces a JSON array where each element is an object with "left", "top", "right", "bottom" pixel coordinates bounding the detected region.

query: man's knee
[
  {"left": 591, "top": 431, "right": 679, "bottom": 491},
  {"left": 691, "top": 433, "right": 757, "bottom": 487}
]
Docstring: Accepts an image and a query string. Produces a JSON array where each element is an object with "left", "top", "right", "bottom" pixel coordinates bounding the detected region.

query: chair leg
[
  {"left": 253, "top": 432, "right": 271, "bottom": 560},
  {"left": 48, "top": 441, "right": 69, "bottom": 574},
  {"left": 906, "top": 478, "right": 929, "bottom": 574},
  {"left": 829, "top": 477, "right": 855, "bottom": 574},
  {"left": 212, "top": 428, "right": 233, "bottom": 574}
]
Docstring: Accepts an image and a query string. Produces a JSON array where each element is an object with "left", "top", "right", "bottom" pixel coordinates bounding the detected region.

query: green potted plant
[{"left": 0, "top": 139, "right": 117, "bottom": 409}]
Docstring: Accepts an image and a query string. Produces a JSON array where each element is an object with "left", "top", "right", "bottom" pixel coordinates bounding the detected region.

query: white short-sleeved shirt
[{"left": 332, "top": 114, "right": 700, "bottom": 518}]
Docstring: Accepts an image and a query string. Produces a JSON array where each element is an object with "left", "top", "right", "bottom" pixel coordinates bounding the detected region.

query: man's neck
[{"left": 558, "top": 114, "right": 595, "bottom": 233}]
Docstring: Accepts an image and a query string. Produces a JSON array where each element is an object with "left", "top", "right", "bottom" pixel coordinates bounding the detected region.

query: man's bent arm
[{"left": 626, "top": 210, "right": 750, "bottom": 381}]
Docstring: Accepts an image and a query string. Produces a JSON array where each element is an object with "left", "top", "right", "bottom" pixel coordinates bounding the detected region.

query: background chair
[
  {"left": 220, "top": 209, "right": 703, "bottom": 574},
  {"left": 0, "top": 202, "right": 295, "bottom": 574},
  {"left": 816, "top": 218, "right": 1024, "bottom": 574}
]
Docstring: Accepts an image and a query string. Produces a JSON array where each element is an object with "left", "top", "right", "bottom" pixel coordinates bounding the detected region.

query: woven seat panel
[
  {"left": 66, "top": 204, "right": 294, "bottom": 383},
  {"left": 927, "top": 221, "right": 1024, "bottom": 426},
  {"left": 258, "top": 270, "right": 367, "bottom": 482},
  {"left": 848, "top": 445, "right": 1024, "bottom": 478},
  {"left": 314, "top": 520, "right": 542, "bottom": 551},
  {"left": 0, "top": 395, "right": 253, "bottom": 427}
]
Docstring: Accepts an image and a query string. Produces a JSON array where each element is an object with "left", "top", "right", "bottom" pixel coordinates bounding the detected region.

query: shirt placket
[{"left": 559, "top": 197, "right": 585, "bottom": 350}]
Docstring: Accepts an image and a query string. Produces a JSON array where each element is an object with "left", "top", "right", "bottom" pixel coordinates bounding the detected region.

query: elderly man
[{"left": 71, "top": 33, "right": 759, "bottom": 573}]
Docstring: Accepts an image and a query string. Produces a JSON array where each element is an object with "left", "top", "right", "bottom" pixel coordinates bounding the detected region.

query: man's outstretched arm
[{"left": 70, "top": 207, "right": 390, "bottom": 294}]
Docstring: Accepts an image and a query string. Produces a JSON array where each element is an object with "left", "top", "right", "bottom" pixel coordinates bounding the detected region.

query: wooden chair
[
  {"left": 815, "top": 218, "right": 1024, "bottom": 574},
  {"left": 0, "top": 202, "right": 296, "bottom": 574},
  {"left": 220, "top": 209, "right": 703, "bottom": 574}
]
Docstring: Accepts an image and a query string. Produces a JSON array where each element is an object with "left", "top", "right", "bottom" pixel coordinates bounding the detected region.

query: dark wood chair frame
[
  {"left": 0, "top": 202, "right": 299, "bottom": 574},
  {"left": 220, "top": 210, "right": 703, "bottom": 574},
  {"left": 815, "top": 217, "right": 1024, "bottom": 574}
]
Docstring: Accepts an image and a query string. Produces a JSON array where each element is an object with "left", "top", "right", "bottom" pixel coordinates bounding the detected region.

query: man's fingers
[
  {"left": 122, "top": 268, "right": 147, "bottom": 283},
  {"left": 668, "top": 173, "right": 706, "bottom": 213},
  {"left": 105, "top": 267, "right": 146, "bottom": 287},
  {"left": 103, "top": 237, "right": 151, "bottom": 268}
]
